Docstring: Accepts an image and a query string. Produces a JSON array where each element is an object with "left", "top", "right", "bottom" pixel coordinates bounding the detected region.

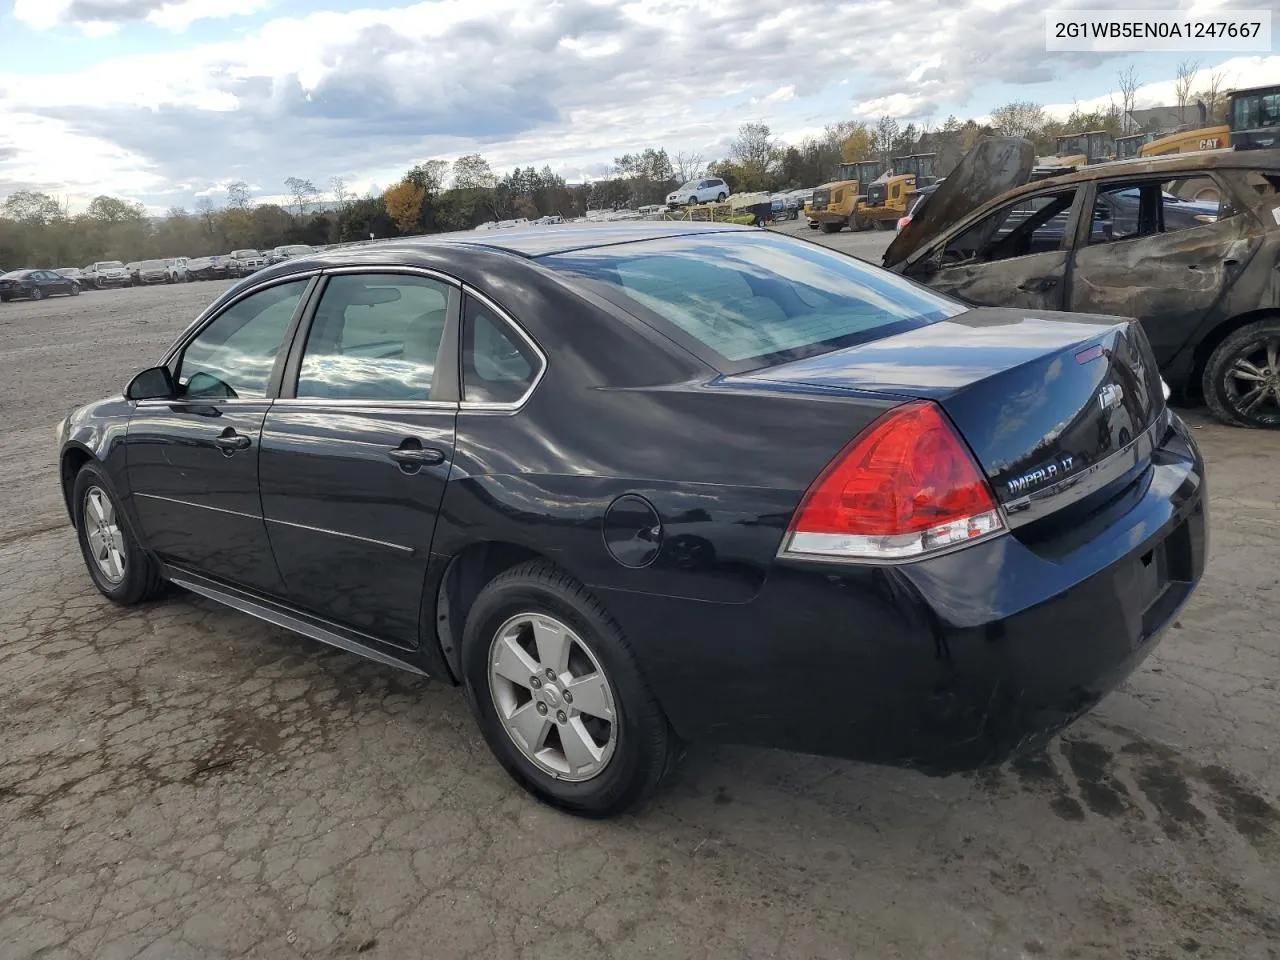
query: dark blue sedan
[
  {"left": 53, "top": 223, "right": 1206, "bottom": 815},
  {"left": 0, "top": 269, "right": 81, "bottom": 302}
]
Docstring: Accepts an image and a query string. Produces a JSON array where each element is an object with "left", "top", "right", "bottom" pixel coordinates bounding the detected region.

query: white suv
[
  {"left": 166, "top": 257, "right": 189, "bottom": 282},
  {"left": 665, "top": 178, "right": 729, "bottom": 208}
]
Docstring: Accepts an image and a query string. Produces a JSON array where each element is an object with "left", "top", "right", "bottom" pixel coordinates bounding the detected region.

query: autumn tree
[
  {"left": 329, "top": 177, "right": 352, "bottom": 212},
  {"left": 673, "top": 151, "right": 705, "bottom": 183},
  {"left": 839, "top": 123, "right": 872, "bottom": 163},
  {"left": 284, "top": 177, "right": 318, "bottom": 216},
  {"left": 1116, "top": 65, "right": 1140, "bottom": 134},
  {"left": 2, "top": 190, "right": 62, "bottom": 225},
  {"left": 989, "top": 100, "right": 1045, "bottom": 139},
  {"left": 1196, "top": 69, "right": 1229, "bottom": 123},
  {"left": 383, "top": 181, "right": 427, "bottom": 234},
  {"left": 1175, "top": 59, "right": 1201, "bottom": 125},
  {"left": 874, "top": 116, "right": 900, "bottom": 161},
  {"left": 451, "top": 154, "right": 497, "bottom": 190},
  {"left": 226, "top": 181, "right": 251, "bottom": 209}
]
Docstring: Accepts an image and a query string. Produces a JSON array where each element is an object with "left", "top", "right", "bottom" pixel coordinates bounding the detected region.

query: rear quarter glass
[{"left": 541, "top": 232, "right": 966, "bottom": 373}]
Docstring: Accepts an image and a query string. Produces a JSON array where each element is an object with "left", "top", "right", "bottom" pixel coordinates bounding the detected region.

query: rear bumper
[{"left": 598, "top": 414, "right": 1207, "bottom": 772}]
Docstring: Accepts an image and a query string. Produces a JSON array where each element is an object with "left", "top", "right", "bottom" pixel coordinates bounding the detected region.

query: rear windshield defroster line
[{"left": 541, "top": 232, "right": 965, "bottom": 373}]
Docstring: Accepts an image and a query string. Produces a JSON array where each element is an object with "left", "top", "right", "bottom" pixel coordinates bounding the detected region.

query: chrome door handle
[
  {"left": 212, "top": 431, "right": 251, "bottom": 453},
  {"left": 388, "top": 444, "right": 445, "bottom": 468}
]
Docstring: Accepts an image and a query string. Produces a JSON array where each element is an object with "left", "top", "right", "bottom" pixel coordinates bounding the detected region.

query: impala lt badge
[{"left": 1007, "top": 454, "right": 1076, "bottom": 496}]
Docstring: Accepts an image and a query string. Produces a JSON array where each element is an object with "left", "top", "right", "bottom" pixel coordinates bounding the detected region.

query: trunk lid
[
  {"left": 740, "top": 307, "right": 1165, "bottom": 513},
  {"left": 882, "top": 137, "right": 1037, "bottom": 268}
]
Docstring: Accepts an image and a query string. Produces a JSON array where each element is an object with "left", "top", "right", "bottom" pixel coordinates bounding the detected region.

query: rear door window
[
  {"left": 461, "top": 296, "right": 541, "bottom": 405},
  {"left": 295, "top": 274, "right": 451, "bottom": 401},
  {"left": 543, "top": 231, "right": 964, "bottom": 370}
]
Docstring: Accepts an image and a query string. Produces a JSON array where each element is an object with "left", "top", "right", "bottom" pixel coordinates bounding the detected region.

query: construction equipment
[
  {"left": 1227, "top": 83, "right": 1280, "bottom": 150},
  {"left": 1053, "top": 130, "right": 1115, "bottom": 166},
  {"left": 805, "top": 180, "right": 860, "bottom": 233},
  {"left": 1114, "top": 132, "right": 1156, "bottom": 159},
  {"left": 848, "top": 155, "right": 934, "bottom": 231}
]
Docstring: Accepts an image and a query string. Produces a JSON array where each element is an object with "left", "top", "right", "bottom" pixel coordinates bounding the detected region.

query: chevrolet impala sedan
[{"left": 55, "top": 223, "right": 1206, "bottom": 816}]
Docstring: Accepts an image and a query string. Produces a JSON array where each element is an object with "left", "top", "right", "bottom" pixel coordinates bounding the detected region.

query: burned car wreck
[{"left": 884, "top": 139, "right": 1280, "bottom": 428}]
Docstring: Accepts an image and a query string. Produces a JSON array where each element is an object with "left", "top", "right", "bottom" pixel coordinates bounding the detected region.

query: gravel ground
[{"left": 1, "top": 246, "right": 1278, "bottom": 960}]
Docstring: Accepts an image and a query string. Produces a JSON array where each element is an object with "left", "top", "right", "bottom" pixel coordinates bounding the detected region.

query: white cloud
[
  {"left": 13, "top": 0, "right": 274, "bottom": 35},
  {"left": 1043, "top": 55, "right": 1280, "bottom": 119},
  {"left": 3, "top": 0, "right": 1278, "bottom": 210}
]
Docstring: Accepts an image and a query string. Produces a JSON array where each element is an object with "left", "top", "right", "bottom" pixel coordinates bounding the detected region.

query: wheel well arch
[
  {"left": 1190, "top": 308, "right": 1280, "bottom": 396},
  {"left": 59, "top": 445, "right": 94, "bottom": 527},
  {"left": 433, "top": 540, "right": 551, "bottom": 683}
]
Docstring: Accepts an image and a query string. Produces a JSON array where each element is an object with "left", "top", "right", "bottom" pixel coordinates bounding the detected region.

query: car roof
[
  {"left": 1001, "top": 148, "right": 1280, "bottom": 197},
  {"left": 301, "top": 221, "right": 755, "bottom": 260}
]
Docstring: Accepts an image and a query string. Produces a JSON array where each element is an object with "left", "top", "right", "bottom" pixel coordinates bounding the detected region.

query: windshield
[
  {"left": 287, "top": 245, "right": 313, "bottom": 254},
  {"left": 141, "top": 260, "right": 166, "bottom": 268},
  {"left": 96, "top": 262, "right": 124, "bottom": 269},
  {"left": 543, "top": 232, "right": 965, "bottom": 370},
  {"left": 232, "top": 250, "right": 258, "bottom": 258},
  {"left": 1233, "top": 90, "right": 1280, "bottom": 130},
  {"left": 2, "top": 270, "right": 30, "bottom": 279}
]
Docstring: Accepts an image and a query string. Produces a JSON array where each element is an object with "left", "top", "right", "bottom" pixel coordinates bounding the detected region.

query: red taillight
[
  {"left": 897, "top": 215, "right": 912, "bottom": 230},
  {"left": 780, "top": 400, "right": 1005, "bottom": 562}
]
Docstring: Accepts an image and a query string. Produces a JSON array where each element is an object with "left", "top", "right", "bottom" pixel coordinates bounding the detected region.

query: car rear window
[{"left": 541, "top": 232, "right": 964, "bottom": 369}]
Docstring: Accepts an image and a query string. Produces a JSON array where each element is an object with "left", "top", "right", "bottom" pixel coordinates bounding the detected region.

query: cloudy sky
[{"left": 1, "top": 0, "right": 1278, "bottom": 212}]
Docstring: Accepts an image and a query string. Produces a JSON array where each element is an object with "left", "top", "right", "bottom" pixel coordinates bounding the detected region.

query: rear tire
[
  {"left": 820, "top": 221, "right": 842, "bottom": 233},
  {"left": 460, "top": 560, "right": 676, "bottom": 817},
  {"left": 30, "top": 287, "right": 43, "bottom": 301},
  {"left": 1203, "top": 319, "right": 1280, "bottom": 429},
  {"left": 716, "top": 192, "right": 726, "bottom": 202},
  {"left": 69, "top": 284, "right": 80, "bottom": 297},
  {"left": 72, "top": 462, "right": 164, "bottom": 605}
]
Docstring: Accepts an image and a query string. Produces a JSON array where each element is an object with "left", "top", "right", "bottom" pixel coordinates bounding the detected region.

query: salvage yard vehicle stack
[{"left": 884, "top": 136, "right": 1280, "bottom": 429}]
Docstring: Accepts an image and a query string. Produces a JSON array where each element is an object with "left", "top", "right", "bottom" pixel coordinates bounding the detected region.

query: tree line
[{"left": 0, "top": 60, "right": 1231, "bottom": 270}]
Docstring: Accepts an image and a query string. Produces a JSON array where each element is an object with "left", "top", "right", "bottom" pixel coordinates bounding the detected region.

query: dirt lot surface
[{"left": 1, "top": 245, "right": 1278, "bottom": 960}]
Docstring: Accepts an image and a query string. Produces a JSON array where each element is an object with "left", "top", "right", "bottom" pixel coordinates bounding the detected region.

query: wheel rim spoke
[
  {"left": 87, "top": 529, "right": 106, "bottom": 557},
  {"left": 560, "top": 718, "right": 604, "bottom": 776},
  {"left": 564, "top": 673, "right": 614, "bottom": 721},
  {"left": 491, "top": 632, "right": 540, "bottom": 688},
  {"left": 1267, "top": 339, "right": 1280, "bottom": 375},
  {"left": 1229, "top": 360, "right": 1267, "bottom": 383},
  {"left": 531, "top": 617, "right": 572, "bottom": 677},
  {"left": 1237, "top": 384, "right": 1268, "bottom": 414},
  {"left": 506, "top": 701, "right": 552, "bottom": 753}
]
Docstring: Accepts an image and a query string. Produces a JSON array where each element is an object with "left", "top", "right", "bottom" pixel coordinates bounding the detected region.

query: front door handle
[
  {"left": 388, "top": 440, "right": 446, "bottom": 470},
  {"left": 1017, "top": 276, "right": 1059, "bottom": 292},
  {"left": 212, "top": 430, "right": 251, "bottom": 453}
]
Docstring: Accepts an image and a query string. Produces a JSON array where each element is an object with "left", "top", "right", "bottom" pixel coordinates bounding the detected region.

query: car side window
[
  {"left": 461, "top": 296, "right": 540, "bottom": 405},
  {"left": 177, "top": 280, "right": 308, "bottom": 400},
  {"left": 1090, "top": 179, "right": 1221, "bottom": 245},
  {"left": 941, "top": 189, "right": 1077, "bottom": 265},
  {"left": 296, "top": 273, "right": 450, "bottom": 401}
]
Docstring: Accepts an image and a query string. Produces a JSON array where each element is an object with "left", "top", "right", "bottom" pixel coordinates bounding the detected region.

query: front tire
[
  {"left": 820, "top": 221, "right": 842, "bottom": 233},
  {"left": 1203, "top": 319, "right": 1280, "bottom": 428},
  {"left": 72, "top": 463, "right": 164, "bottom": 605},
  {"left": 461, "top": 560, "right": 676, "bottom": 817},
  {"left": 716, "top": 192, "right": 726, "bottom": 202},
  {"left": 69, "top": 283, "right": 80, "bottom": 297}
]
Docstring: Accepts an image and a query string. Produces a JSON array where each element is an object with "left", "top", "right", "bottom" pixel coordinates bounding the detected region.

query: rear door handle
[{"left": 212, "top": 430, "right": 251, "bottom": 453}]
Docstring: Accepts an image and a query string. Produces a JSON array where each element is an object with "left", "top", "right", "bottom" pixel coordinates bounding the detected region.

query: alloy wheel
[
  {"left": 83, "top": 486, "right": 127, "bottom": 583},
  {"left": 487, "top": 612, "right": 617, "bottom": 781},
  {"left": 1224, "top": 337, "right": 1280, "bottom": 425}
]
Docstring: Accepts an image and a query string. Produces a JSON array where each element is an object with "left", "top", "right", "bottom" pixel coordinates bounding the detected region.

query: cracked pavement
[{"left": 1, "top": 262, "right": 1278, "bottom": 960}]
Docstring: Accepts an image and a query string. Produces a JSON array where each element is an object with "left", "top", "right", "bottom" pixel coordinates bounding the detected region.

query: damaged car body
[{"left": 884, "top": 139, "right": 1280, "bottom": 429}]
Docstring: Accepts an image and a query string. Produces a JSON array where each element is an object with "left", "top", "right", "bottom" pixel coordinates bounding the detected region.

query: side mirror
[{"left": 125, "top": 366, "right": 177, "bottom": 401}]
